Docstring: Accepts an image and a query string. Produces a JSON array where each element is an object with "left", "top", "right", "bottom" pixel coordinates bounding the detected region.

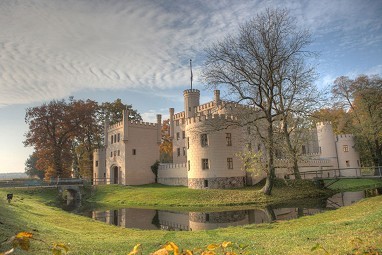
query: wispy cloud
[{"left": 0, "top": 0, "right": 381, "bottom": 107}]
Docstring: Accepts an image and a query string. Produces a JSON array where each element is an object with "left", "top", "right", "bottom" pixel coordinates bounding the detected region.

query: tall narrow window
[
  {"left": 226, "top": 133, "right": 232, "bottom": 146},
  {"left": 183, "top": 147, "right": 186, "bottom": 156},
  {"left": 176, "top": 132, "right": 180, "bottom": 140},
  {"left": 346, "top": 160, "right": 350, "bottom": 167},
  {"left": 182, "top": 131, "right": 186, "bottom": 139},
  {"left": 187, "top": 137, "right": 190, "bottom": 149},
  {"left": 202, "top": 158, "right": 209, "bottom": 170},
  {"left": 114, "top": 134, "right": 117, "bottom": 143},
  {"left": 343, "top": 145, "right": 349, "bottom": 152},
  {"left": 111, "top": 135, "right": 113, "bottom": 144},
  {"left": 95, "top": 161, "right": 99, "bottom": 167},
  {"left": 227, "top": 158, "right": 233, "bottom": 169},
  {"left": 132, "top": 149, "right": 136, "bottom": 155},
  {"left": 201, "top": 134, "right": 208, "bottom": 147},
  {"left": 177, "top": 148, "right": 180, "bottom": 157},
  {"left": 110, "top": 152, "right": 113, "bottom": 157},
  {"left": 187, "top": 160, "right": 190, "bottom": 171},
  {"left": 117, "top": 133, "right": 120, "bottom": 142},
  {"left": 117, "top": 150, "right": 120, "bottom": 156}
]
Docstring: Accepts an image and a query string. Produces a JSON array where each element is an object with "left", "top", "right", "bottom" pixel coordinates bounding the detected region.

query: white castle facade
[{"left": 93, "top": 89, "right": 361, "bottom": 189}]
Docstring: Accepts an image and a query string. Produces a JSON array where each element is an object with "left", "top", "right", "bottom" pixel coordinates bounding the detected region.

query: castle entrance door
[{"left": 113, "top": 166, "right": 119, "bottom": 184}]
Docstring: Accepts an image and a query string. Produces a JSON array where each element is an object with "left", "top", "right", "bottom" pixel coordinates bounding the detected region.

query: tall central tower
[{"left": 184, "top": 89, "right": 200, "bottom": 118}]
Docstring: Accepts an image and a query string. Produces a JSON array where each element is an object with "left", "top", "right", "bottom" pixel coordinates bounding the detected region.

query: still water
[{"left": 63, "top": 189, "right": 381, "bottom": 231}]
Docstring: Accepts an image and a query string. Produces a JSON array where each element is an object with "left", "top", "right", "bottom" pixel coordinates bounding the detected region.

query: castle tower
[
  {"left": 316, "top": 122, "right": 338, "bottom": 161},
  {"left": 93, "top": 148, "right": 106, "bottom": 184},
  {"left": 336, "top": 134, "right": 360, "bottom": 176},
  {"left": 184, "top": 89, "right": 200, "bottom": 118},
  {"left": 214, "top": 90, "right": 221, "bottom": 106}
]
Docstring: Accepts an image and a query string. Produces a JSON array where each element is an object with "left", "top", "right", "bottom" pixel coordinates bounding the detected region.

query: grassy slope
[{"left": 0, "top": 180, "right": 381, "bottom": 254}]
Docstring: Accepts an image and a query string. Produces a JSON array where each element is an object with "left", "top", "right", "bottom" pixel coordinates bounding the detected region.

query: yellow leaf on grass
[
  {"left": 207, "top": 244, "right": 219, "bottom": 251},
  {"left": 128, "top": 243, "right": 142, "bottom": 255},
  {"left": 221, "top": 242, "right": 232, "bottom": 248},
  {"left": 164, "top": 242, "right": 179, "bottom": 255},
  {"left": 182, "top": 250, "right": 193, "bottom": 255},
  {"left": 201, "top": 251, "right": 216, "bottom": 255},
  {"left": 151, "top": 248, "right": 169, "bottom": 255},
  {"left": 15, "top": 232, "right": 33, "bottom": 239}
]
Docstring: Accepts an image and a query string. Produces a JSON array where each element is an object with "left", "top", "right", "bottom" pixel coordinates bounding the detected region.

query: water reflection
[{"left": 72, "top": 189, "right": 381, "bottom": 231}]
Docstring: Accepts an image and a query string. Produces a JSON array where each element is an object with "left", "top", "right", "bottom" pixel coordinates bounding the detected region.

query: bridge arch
[{"left": 58, "top": 185, "right": 81, "bottom": 201}]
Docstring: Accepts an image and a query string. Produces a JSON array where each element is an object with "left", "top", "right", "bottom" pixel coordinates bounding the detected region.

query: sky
[{"left": 0, "top": 0, "right": 381, "bottom": 173}]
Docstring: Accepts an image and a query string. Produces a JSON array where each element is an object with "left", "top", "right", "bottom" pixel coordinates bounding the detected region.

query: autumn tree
[
  {"left": 160, "top": 119, "right": 173, "bottom": 163},
  {"left": 331, "top": 74, "right": 382, "bottom": 168},
  {"left": 202, "top": 8, "right": 316, "bottom": 194},
  {"left": 24, "top": 100, "right": 75, "bottom": 179}
]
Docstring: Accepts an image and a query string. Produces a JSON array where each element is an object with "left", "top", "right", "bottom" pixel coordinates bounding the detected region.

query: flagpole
[{"left": 190, "top": 59, "right": 193, "bottom": 90}]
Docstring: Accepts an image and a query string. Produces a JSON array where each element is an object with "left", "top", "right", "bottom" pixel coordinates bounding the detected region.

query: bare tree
[{"left": 202, "top": 8, "right": 316, "bottom": 194}]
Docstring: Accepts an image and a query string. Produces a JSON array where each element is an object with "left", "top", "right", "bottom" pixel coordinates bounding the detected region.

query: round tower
[
  {"left": 186, "top": 115, "right": 245, "bottom": 189},
  {"left": 316, "top": 122, "right": 337, "bottom": 160},
  {"left": 93, "top": 148, "right": 106, "bottom": 185},
  {"left": 184, "top": 89, "right": 200, "bottom": 118}
]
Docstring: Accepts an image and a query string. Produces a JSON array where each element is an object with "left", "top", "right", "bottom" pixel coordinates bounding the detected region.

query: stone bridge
[{"left": 58, "top": 185, "right": 82, "bottom": 201}]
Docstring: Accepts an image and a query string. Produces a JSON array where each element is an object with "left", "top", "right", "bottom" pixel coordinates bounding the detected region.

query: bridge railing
[{"left": 288, "top": 166, "right": 382, "bottom": 180}]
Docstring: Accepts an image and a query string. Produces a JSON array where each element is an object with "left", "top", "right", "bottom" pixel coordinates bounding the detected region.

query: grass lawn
[{"left": 0, "top": 179, "right": 381, "bottom": 254}]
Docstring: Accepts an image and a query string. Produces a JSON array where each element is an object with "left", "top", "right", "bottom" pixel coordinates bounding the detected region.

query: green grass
[
  {"left": 324, "top": 178, "right": 382, "bottom": 191},
  {"left": 1, "top": 180, "right": 381, "bottom": 254}
]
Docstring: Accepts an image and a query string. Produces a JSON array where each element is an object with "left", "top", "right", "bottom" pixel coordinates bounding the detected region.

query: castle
[{"left": 93, "top": 89, "right": 361, "bottom": 188}]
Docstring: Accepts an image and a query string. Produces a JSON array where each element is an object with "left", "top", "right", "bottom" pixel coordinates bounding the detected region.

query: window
[
  {"left": 227, "top": 158, "right": 233, "bottom": 169},
  {"left": 188, "top": 107, "right": 191, "bottom": 112},
  {"left": 204, "top": 180, "right": 209, "bottom": 188},
  {"left": 95, "top": 161, "right": 99, "bottom": 167},
  {"left": 226, "top": 133, "right": 232, "bottom": 146},
  {"left": 187, "top": 137, "right": 190, "bottom": 149},
  {"left": 117, "top": 150, "right": 120, "bottom": 156},
  {"left": 110, "top": 152, "right": 113, "bottom": 157},
  {"left": 114, "top": 134, "right": 117, "bottom": 143},
  {"left": 177, "top": 148, "right": 180, "bottom": 157},
  {"left": 346, "top": 160, "right": 350, "bottom": 167},
  {"left": 343, "top": 145, "right": 349, "bottom": 152},
  {"left": 183, "top": 147, "right": 186, "bottom": 156},
  {"left": 132, "top": 149, "right": 136, "bottom": 155},
  {"left": 176, "top": 120, "right": 179, "bottom": 126},
  {"left": 302, "top": 145, "right": 306, "bottom": 154},
  {"left": 201, "top": 134, "right": 208, "bottom": 147},
  {"left": 114, "top": 151, "right": 116, "bottom": 157},
  {"left": 111, "top": 135, "right": 113, "bottom": 144},
  {"left": 202, "top": 158, "right": 209, "bottom": 170},
  {"left": 187, "top": 160, "right": 190, "bottom": 171},
  {"left": 117, "top": 133, "right": 120, "bottom": 142},
  {"left": 176, "top": 132, "right": 180, "bottom": 140},
  {"left": 182, "top": 131, "right": 186, "bottom": 139}
]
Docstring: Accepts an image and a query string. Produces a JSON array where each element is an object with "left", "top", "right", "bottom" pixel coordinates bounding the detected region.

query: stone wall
[{"left": 188, "top": 176, "right": 245, "bottom": 189}]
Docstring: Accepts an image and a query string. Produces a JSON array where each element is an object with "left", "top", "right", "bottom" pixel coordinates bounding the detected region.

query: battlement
[
  {"left": 196, "top": 101, "right": 215, "bottom": 112},
  {"left": 158, "top": 162, "right": 187, "bottom": 170},
  {"left": 336, "top": 134, "right": 354, "bottom": 139},
  {"left": 275, "top": 158, "right": 332, "bottom": 166},
  {"left": 174, "top": 111, "right": 185, "bottom": 120},
  {"left": 186, "top": 114, "right": 238, "bottom": 125},
  {"left": 128, "top": 120, "right": 158, "bottom": 128},
  {"left": 183, "top": 89, "right": 200, "bottom": 95},
  {"left": 107, "top": 120, "right": 158, "bottom": 131},
  {"left": 108, "top": 121, "right": 124, "bottom": 131}
]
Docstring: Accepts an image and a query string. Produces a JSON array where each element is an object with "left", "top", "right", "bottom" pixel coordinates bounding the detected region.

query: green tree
[{"left": 24, "top": 152, "right": 44, "bottom": 179}]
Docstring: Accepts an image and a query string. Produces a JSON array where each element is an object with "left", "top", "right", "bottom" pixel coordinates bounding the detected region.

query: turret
[
  {"left": 157, "top": 114, "right": 162, "bottom": 144},
  {"left": 169, "top": 108, "right": 174, "bottom": 139},
  {"left": 214, "top": 90, "right": 221, "bottom": 105},
  {"left": 316, "top": 122, "right": 337, "bottom": 159},
  {"left": 184, "top": 89, "right": 200, "bottom": 118},
  {"left": 123, "top": 109, "right": 129, "bottom": 141}
]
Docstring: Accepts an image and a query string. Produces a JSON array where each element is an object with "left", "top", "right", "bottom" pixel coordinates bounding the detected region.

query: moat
[{"left": 62, "top": 189, "right": 381, "bottom": 231}]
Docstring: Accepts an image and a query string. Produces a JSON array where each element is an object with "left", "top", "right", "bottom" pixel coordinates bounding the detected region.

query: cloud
[{"left": 0, "top": 0, "right": 381, "bottom": 107}]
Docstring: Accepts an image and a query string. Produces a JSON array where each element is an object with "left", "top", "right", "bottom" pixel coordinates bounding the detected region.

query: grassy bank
[
  {"left": 1, "top": 179, "right": 381, "bottom": 254},
  {"left": 87, "top": 180, "right": 333, "bottom": 210}
]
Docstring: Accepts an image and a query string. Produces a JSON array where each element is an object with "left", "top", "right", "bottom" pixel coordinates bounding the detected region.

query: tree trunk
[
  {"left": 262, "top": 121, "right": 275, "bottom": 195},
  {"left": 283, "top": 122, "right": 301, "bottom": 179}
]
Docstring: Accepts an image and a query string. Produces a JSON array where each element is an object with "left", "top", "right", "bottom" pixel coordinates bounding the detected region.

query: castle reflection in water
[{"left": 89, "top": 191, "right": 376, "bottom": 231}]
